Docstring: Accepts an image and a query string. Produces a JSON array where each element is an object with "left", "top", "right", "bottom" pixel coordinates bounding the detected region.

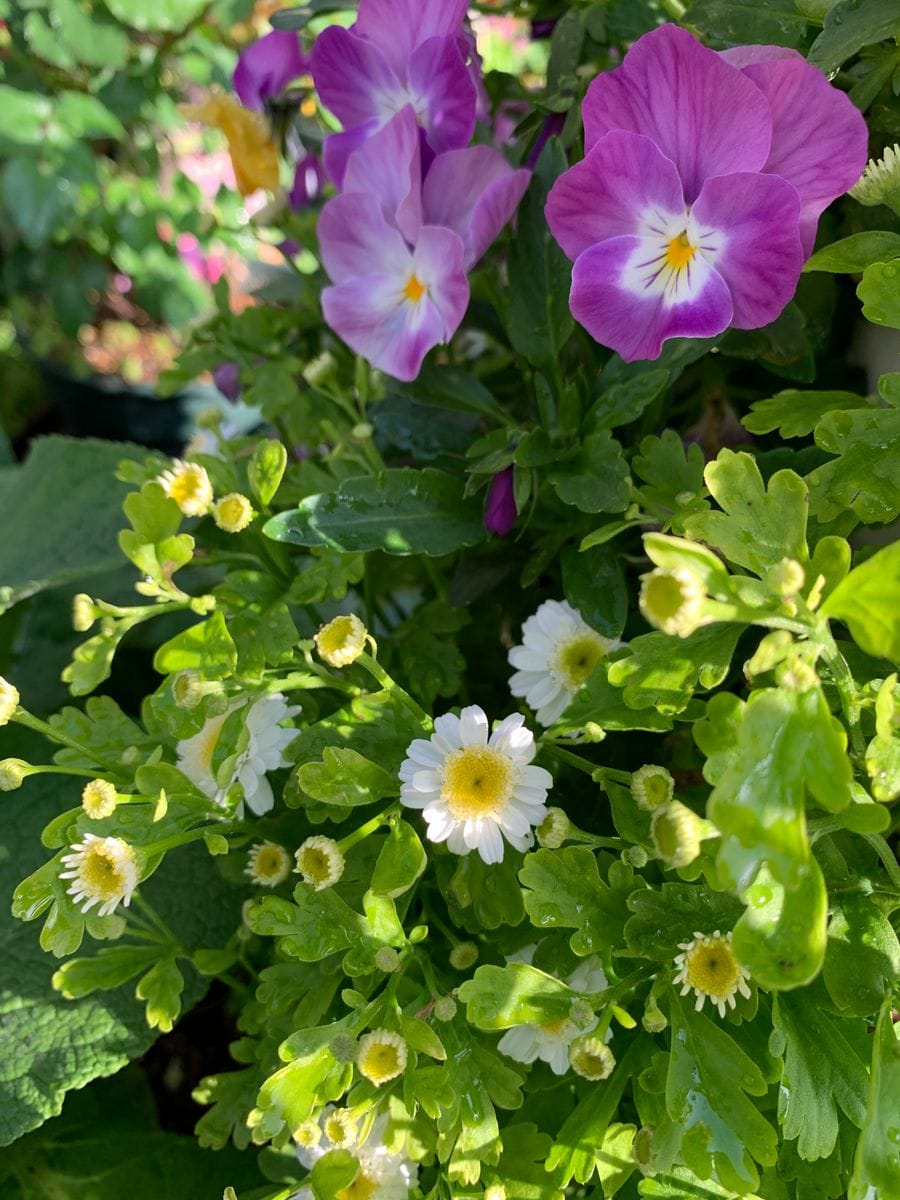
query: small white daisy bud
[
  {"left": 245, "top": 841, "right": 292, "bottom": 887},
  {"left": 81, "top": 779, "right": 118, "bottom": 820},
  {"left": 849, "top": 144, "right": 900, "bottom": 212},
  {"left": 0, "top": 677, "right": 20, "bottom": 726},
  {"left": 433, "top": 994, "right": 458, "bottom": 1022},
  {"left": 295, "top": 836, "right": 345, "bottom": 890},
  {"left": 329, "top": 1033, "right": 358, "bottom": 1063},
  {"left": 537, "top": 806, "right": 571, "bottom": 849},
  {"left": 213, "top": 493, "right": 255, "bottom": 534},
  {"left": 569, "top": 1036, "right": 616, "bottom": 1080},
  {"left": 634, "top": 1126, "right": 655, "bottom": 1175},
  {"left": 156, "top": 459, "right": 214, "bottom": 516},
  {"left": 0, "top": 758, "right": 30, "bottom": 791},
  {"left": 171, "top": 670, "right": 226, "bottom": 710},
  {"left": 292, "top": 1120, "right": 322, "bottom": 1150},
  {"left": 72, "top": 593, "right": 98, "bottom": 633},
  {"left": 623, "top": 845, "right": 649, "bottom": 869},
  {"left": 484, "top": 1186, "right": 507, "bottom": 1200},
  {"left": 449, "top": 942, "right": 479, "bottom": 970},
  {"left": 765, "top": 557, "right": 806, "bottom": 597},
  {"left": 375, "top": 946, "right": 401, "bottom": 973},
  {"left": 651, "top": 800, "right": 709, "bottom": 868},
  {"left": 314, "top": 614, "right": 368, "bottom": 668},
  {"left": 631, "top": 764, "right": 674, "bottom": 812},
  {"left": 356, "top": 1029, "right": 408, "bottom": 1086},
  {"left": 673, "top": 929, "right": 752, "bottom": 1018},
  {"left": 639, "top": 567, "right": 708, "bottom": 637},
  {"left": 322, "top": 1107, "right": 358, "bottom": 1150},
  {"left": 59, "top": 834, "right": 139, "bottom": 917}
]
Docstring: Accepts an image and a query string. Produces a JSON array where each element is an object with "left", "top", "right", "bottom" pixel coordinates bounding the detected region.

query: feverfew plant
[{"left": 1, "top": 3, "right": 899, "bottom": 1200}]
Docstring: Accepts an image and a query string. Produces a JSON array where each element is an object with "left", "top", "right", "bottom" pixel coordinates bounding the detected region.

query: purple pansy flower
[
  {"left": 318, "top": 108, "right": 529, "bottom": 381},
  {"left": 311, "top": 0, "right": 476, "bottom": 187},
  {"left": 545, "top": 24, "right": 868, "bottom": 363},
  {"left": 233, "top": 29, "right": 308, "bottom": 111},
  {"left": 484, "top": 467, "right": 517, "bottom": 536},
  {"left": 290, "top": 154, "right": 327, "bottom": 210}
]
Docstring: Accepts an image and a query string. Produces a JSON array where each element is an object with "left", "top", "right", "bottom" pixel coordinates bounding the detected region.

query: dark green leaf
[
  {"left": 808, "top": 0, "right": 900, "bottom": 73},
  {"left": 548, "top": 431, "right": 630, "bottom": 514},
  {"left": 607, "top": 624, "right": 743, "bottom": 715},
  {"left": 857, "top": 258, "right": 900, "bottom": 329},
  {"left": 264, "top": 469, "right": 486, "bottom": 556},
  {"left": 807, "top": 404, "right": 900, "bottom": 525},
  {"left": 848, "top": 997, "right": 900, "bottom": 1197},
  {"left": 743, "top": 390, "right": 871, "bottom": 438},
  {"left": 824, "top": 893, "right": 900, "bottom": 1016},
  {"left": 822, "top": 542, "right": 900, "bottom": 661},
  {"left": 804, "top": 231, "right": 900, "bottom": 273},
  {"left": 683, "top": 0, "right": 812, "bottom": 49}
]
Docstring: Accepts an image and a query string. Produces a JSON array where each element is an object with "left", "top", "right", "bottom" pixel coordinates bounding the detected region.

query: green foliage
[
  {"left": 822, "top": 542, "right": 900, "bottom": 661},
  {"left": 849, "top": 998, "right": 900, "bottom": 1199},
  {"left": 608, "top": 624, "right": 743, "bottom": 715}
]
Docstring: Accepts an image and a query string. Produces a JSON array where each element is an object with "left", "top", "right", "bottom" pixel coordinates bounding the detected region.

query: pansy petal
[
  {"left": 583, "top": 24, "right": 772, "bottom": 203},
  {"left": 234, "top": 29, "right": 307, "bottom": 110},
  {"left": 343, "top": 107, "right": 423, "bottom": 243},
  {"left": 312, "top": 26, "right": 398, "bottom": 130},
  {"left": 322, "top": 274, "right": 446, "bottom": 382},
  {"left": 570, "top": 234, "right": 733, "bottom": 362},
  {"left": 317, "top": 193, "right": 412, "bottom": 284},
  {"left": 546, "top": 131, "right": 686, "bottom": 261},
  {"left": 323, "top": 121, "right": 380, "bottom": 190},
  {"left": 408, "top": 36, "right": 477, "bottom": 156},
  {"left": 411, "top": 225, "right": 470, "bottom": 343},
  {"left": 423, "top": 146, "right": 530, "bottom": 269},
  {"left": 354, "top": 0, "right": 469, "bottom": 75},
  {"left": 719, "top": 45, "right": 803, "bottom": 68},
  {"left": 732, "top": 58, "right": 868, "bottom": 255},
  {"left": 692, "top": 171, "right": 803, "bottom": 329}
]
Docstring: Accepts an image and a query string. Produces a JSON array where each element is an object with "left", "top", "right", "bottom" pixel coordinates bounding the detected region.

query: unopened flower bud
[
  {"left": 375, "top": 946, "right": 401, "bottom": 973},
  {"left": 850, "top": 144, "right": 900, "bottom": 214},
  {"left": 356, "top": 1029, "right": 408, "bottom": 1085},
  {"left": 569, "top": 1036, "right": 616, "bottom": 1080},
  {"left": 765, "top": 557, "right": 805, "bottom": 597},
  {"left": 433, "top": 994, "right": 458, "bottom": 1022},
  {"left": 631, "top": 764, "right": 674, "bottom": 812},
  {"left": 0, "top": 758, "right": 29, "bottom": 791},
  {"left": 537, "top": 806, "right": 571, "bottom": 849},
  {"left": 775, "top": 658, "right": 819, "bottom": 692},
  {"left": 82, "top": 779, "right": 118, "bottom": 819},
  {"left": 449, "top": 942, "right": 478, "bottom": 971},
  {"left": 623, "top": 845, "right": 649, "bottom": 869},
  {"left": 172, "top": 670, "right": 224, "bottom": 710},
  {"left": 292, "top": 1120, "right": 322, "bottom": 1149},
  {"left": 314, "top": 614, "right": 368, "bottom": 668},
  {"left": 634, "top": 1126, "right": 656, "bottom": 1175},
  {"left": 0, "top": 677, "right": 20, "bottom": 726},
  {"left": 329, "top": 1033, "right": 358, "bottom": 1063},
  {"left": 639, "top": 567, "right": 708, "bottom": 637},
  {"left": 651, "top": 800, "right": 712, "bottom": 869},
  {"left": 213, "top": 493, "right": 255, "bottom": 534},
  {"left": 72, "top": 593, "right": 98, "bottom": 633},
  {"left": 295, "top": 836, "right": 345, "bottom": 890}
]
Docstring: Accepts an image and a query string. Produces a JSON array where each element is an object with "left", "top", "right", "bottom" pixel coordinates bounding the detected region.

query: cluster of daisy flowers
[{"left": 155, "top": 457, "right": 255, "bottom": 534}]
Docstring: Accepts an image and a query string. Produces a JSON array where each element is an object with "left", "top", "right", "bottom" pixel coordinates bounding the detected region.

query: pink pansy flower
[
  {"left": 318, "top": 108, "right": 529, "bottom": 381},
  {"left": 545, "top": 24, "right": 868, "bottom": 363},
  {"left": 311, "top": 0, "right": 476, "bottom": 187},
  {"left": 233, "top": 29, "right": 308, "bottom": 111}
]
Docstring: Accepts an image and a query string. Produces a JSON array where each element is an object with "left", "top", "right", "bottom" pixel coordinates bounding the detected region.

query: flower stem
[
  {"left": 817, "top": 630, "right": 865, "bottom": 759},
  {"left": 356, "top": 653, "right": 429, "bottom": 724},
  {"left": 11, "top": 710, "right": 117, "bottom": 769}
]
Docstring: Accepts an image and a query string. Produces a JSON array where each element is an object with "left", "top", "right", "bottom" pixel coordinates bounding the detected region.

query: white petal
[
  {"left": 459, "top": 705, "right": 489, "bottom": 746},
  {"left": 508, "top": 646, "right": 548, "bottom": 671},
  {"left": 245, "top": 775, "right": 274, "bottom": 815},
  {"left": 412, "top": 768, "right": 441, "bottom": 792},
  {"left": 478, "top": 822, "right": 505, "bottom": 864},
  {"left": 519, "top": 764, "right": 553, "bottom": 791},
  {"left": 432, "top": 712, "right": 462, "bottom": 749},
  {"left": 405, "top": 739, "right": 444, "bottom": 767}
]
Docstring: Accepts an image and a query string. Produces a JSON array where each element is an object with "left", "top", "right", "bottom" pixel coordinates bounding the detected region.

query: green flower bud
[
  {"left": 0, "top": 758, "right": 30, "bottom": 791},
  {"left": 639, "top": 567, "right": 708, "bottom": 637},
  {"left": 0, "top": 677, "right": 20, "bottom": 726},
  {"left": 765, "top": 557, "right": 805, "bottom": 597},
  {"left": 631, "top": 764, "right": 674, "bottom": 812},
  {"left": 375, "top": 946, "right": 401, "bottom": 973},
  {"left": 651, "top": 800, "right": 714, "bottom": 869},
  {"left": 537, "top": 806, "right": 571, "bottom": 849},
  {"left": 433, "top": 995, "right": 458, "bottom": 1022},
  {"left": 449, "top": 942, "right": 478, "bottom": 971}
]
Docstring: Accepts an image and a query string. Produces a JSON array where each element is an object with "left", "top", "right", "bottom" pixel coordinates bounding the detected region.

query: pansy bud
[{"left": 484, "top": 467, "right": 517, "bottom": 536}]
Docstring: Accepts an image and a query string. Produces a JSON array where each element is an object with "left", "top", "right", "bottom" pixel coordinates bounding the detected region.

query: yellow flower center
[
  {"left": 358, "top": 1042, "right": 402, "bottom": 1083},
  {"left": 665, "top": 231, "right": 696, "bottom": 270},
  {"left": 442, "top": 747, "right": 513, "bottom": 820},
  {"left": 169, "top": 466, "right": 207, "bottom": 509},
  {"left": 298, "top": 846, "right": 330, "bottom": 884},
  {"left": 555, "top": 632, "right": 605, "bottom": 687},
  {"left": 82, "top": 847, "right": 128, "bottom": 899},
  {"left": 684, "top": 939, "right": 742, "bottom": 1000},
  {"left": 323, "top": 1111, "right": 356, "bottom": 1148},
  {"left": 318, "top": 615, "right": 360, "bottom": 657},
  {"left": 337, "top": 1172, "right": 378, "bottom": 1200},
  {"left": 255, "top": 846, "right": 286, "bottom": 879},
  {"left": 404, "top": 274, "right": 426, "bottom": 303},
  {"left": 539, "top": 1017, "right": 570, "bottom": 1036}
]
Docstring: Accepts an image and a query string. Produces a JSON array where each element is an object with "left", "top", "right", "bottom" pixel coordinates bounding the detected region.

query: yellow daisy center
[
  {"left": 169, "top": 466, "right": 208, "bottom": 509},
  {"left": 684, "top": 938, "right": 742, "bottom": 1000},
  {"left": 337, "top": 1173, "right": 378, "bottom": 1200},
  {"left": 82, "top": 846, "right": 129, "bottom": 899},
  {"left": 360, "top": 1042, "right": 401, "bottom": 1079},
  {"left": 442, "top": 747, "right": 513, "bottom": 820},
  {"left": 317, "top": 615, "right": 365, "bottom": 660},
  {"left": 404, "top": 274, "right": 426, "bottom": 303},
  {"left": 665, "top": 231, "right": 696, "bottom": 270},
  {"left": 253, "top": 845, "right": 288, "bottom": 882},
  {"left": 539, "top": 1017, "right": 570, "bottom": 1036},
  {"left": 298, "top": 846, "right": 330, "bottom": 884},
  {"left": 554, "top": 632, "right": 605, "bottom": 687}
]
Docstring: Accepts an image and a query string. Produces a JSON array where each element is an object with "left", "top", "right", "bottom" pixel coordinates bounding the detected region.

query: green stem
[
  {"left": 356, "top": 653, "right": 429, "bottom": 723},
  {"left": 817, "top": 631, "right": 865, "bottom": 759},
  {"left": 12, "top": 711, "right": 116, "bottom": 768},
  {"left": 862, "top": 834, "right": 900, "bottom": 890},
  {"left": 339, "top": 805, "right": 398, "bottom": 853},
  {"left": 542, "top": 744, "right": 600, "bottom": 777}
]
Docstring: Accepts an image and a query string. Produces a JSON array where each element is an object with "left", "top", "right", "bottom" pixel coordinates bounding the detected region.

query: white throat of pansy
[{"left": 627, "top": 208, "right": 724, "bottom": 304}]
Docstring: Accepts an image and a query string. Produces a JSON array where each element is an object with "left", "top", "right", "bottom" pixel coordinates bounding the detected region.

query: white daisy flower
[
  {"left": 295, "top": 1110, "right": 418, "bottom": 1200},
  {"left": 177, "top": 693, "right": 299, "bottom": 814},
  {"left": 245, "top": 841, "right": 292, "bottom": 887},
  {"left": 497, "top": 956, "right": 609, "bottom": 1075},
  {"left": 357, "top": 1030, "right": 408, "bottom": 1086},
  {"left": 399, "top": 705, "right": 552, "bottom": 865},
  {"left": 156, "top": 459, "right": 213, "bottom": 516},
  {"left": 508, "top": 600, "right": 620, "bottom": 725},
  {"left": 59, "top": 833, "right": 139, "bottom": 916},
  {"left": 673, "top": 930, "right": 752, "bottom": 1018},
  {"left": 294, "top": 836, "right": 345, "bottom": 890}
]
